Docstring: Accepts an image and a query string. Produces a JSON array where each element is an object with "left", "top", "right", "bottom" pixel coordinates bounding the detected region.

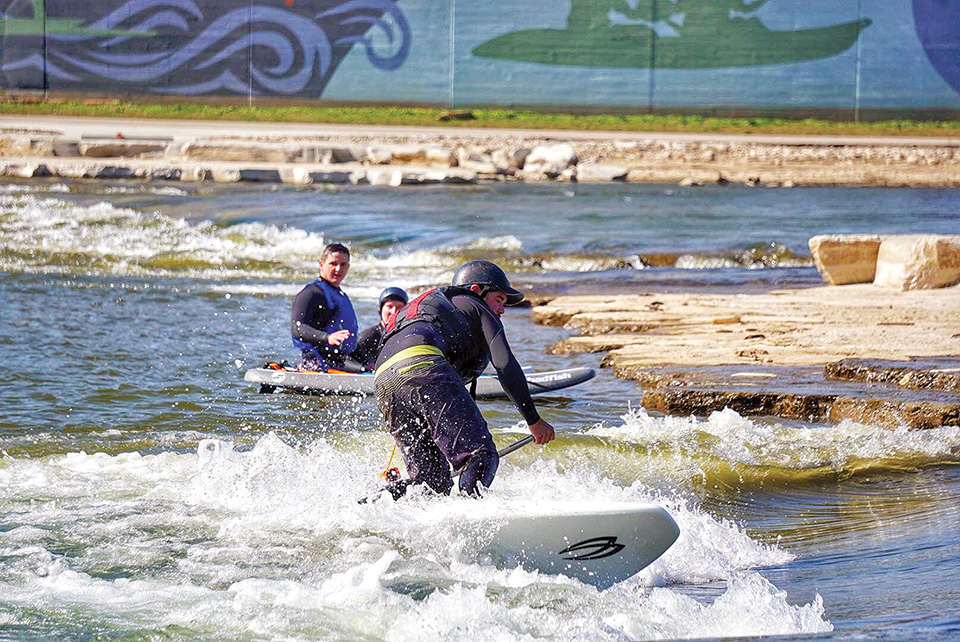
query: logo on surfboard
[{"left": 559, "top": 536, "right": 625, "bottom": 560}]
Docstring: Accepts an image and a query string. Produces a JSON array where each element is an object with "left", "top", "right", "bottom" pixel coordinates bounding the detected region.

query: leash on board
[
  {"left": 369, "top": 433, "right": 538, "bottom": 501},
  {"left": 380, "top": 443, "right": 401, "bottom": 483}
]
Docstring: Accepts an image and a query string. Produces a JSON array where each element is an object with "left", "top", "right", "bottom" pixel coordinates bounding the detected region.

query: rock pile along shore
[{"left": 2, "top": 125, "right": 960, "bottom": 187}]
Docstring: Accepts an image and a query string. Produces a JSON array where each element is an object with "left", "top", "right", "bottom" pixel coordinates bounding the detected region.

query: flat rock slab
[
  {"left": 825, "top": 357, "right": 960, "bottom": 393},
  {"left": 636, "top": 365, "right": 959, "bottom": 429},
  {"left": 533, "top": 285, "right": 960, "bottom": 368},
  {"left": 78, "top": 139, "right": 170, "bottom": 158},
  {"left": 533, "top": 285, "right": 960, "bottom": 427}
]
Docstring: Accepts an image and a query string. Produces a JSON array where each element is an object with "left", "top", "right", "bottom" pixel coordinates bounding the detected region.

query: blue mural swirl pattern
[
  {"left": 317, "top": 0, "right": 410, "bottom": 71},
  {"left": 0, "top": 0, "right": 410, "bottom": 97}
]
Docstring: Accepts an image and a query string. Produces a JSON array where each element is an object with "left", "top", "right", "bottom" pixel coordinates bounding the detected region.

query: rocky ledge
[
  {"left": 3, "top": 127, "right": 960, "bottom": 187},
  {"left": 532, "top": 283, "right": 960, "bottom": 429}
]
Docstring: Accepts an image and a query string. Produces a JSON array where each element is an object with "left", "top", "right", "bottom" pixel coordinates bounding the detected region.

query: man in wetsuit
[
  {"left": 348, "top": 287, "right": 409, "bottom": 372},
  {"left": 374, "top": 260, "right": 555, "bottom": 498},
  {"left": 290, "top": 243, "right": 358, "bottom": 372}
]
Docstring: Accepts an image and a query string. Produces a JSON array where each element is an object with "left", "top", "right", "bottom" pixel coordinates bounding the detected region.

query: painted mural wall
[{"left": 1, "top": 0, "right": 959, "bottom": 115}]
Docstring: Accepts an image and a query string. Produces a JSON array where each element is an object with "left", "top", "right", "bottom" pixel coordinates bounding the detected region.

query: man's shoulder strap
[{"left": 384, "top": 288, "right": 436, "bottom": 334}]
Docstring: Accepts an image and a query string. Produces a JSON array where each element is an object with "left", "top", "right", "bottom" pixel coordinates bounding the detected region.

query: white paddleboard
[
  {"left": 244, "top": 365, "right": 595, "bottom": 398},
  {"left": 477, "top": 502, "right": 679, "bottom": 589}
]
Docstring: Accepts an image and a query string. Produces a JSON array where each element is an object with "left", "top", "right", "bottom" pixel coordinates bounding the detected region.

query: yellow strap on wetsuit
[{"left": 374, "top": 345, "right": 444, "bottom": 378}]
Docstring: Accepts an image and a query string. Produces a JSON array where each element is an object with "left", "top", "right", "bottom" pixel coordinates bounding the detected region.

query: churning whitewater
[{"left": 2, "top": 180, "right": 959, "bottom": 640}]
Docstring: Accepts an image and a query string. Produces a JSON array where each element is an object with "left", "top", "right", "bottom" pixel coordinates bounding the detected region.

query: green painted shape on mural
[
  {"left": 473, "top": 1, "right": 872, "bottom": 69},
  {"left": 1, "top": 0, "right": 155, "bottom": 37}
]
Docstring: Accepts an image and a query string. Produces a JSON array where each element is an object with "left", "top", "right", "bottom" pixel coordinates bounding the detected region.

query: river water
[{"left": 1, "top": 179, "right": 958, "bottom": 641}]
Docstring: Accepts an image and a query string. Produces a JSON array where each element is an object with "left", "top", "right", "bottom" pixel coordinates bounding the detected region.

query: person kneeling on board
[
  {"left": 290, "top": 243, "right": 359, "bottom": 372},
  {"left": 344, "top": 287, "right": 409, "bottom": 372},
  {"left": 374, "top": 260, "right": 555, "bottom": 499}
]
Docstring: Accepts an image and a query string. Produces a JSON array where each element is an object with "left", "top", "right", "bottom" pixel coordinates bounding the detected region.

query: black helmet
[
  {"left": 451, "top": 260, "right": 524, "bottom": 305},
  {"left": 378, "top": 287, "right": 408, "bottom": 311}
]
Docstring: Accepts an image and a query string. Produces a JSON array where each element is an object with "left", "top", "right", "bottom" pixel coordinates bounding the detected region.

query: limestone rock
[
  {"left": 148, "top": 167, "right": 181, "bottom": 181},
  {"left": 457, "top": 147, "right": 501, "bottom": 174},
  {"left": 211, "top": 167, "right": 241, "bottom": 182},
  {"left": 640, "top": 387, "right": 958, "bottom": 430},
  {"left": 523, "top": 142, "right": 578, "bottom": 177},
  {"left": 808, "top": 234, "right": 883, "bottom": 285},
  {"left": 874, "top": 234, "right": 960, "bottom": 290},
  {"left": 364, "top": 147, "right": 396, "bottom": 165},
  {"left": 0, "top": 136, "right": 31, "bottom": 156},
  {"left": 377, "top": 144, "right": 455, "bottom": 167},
  {"left": 825, "top": 358, "right": 960, "bottom": 393},
  {"left": 181, "top": 142, "right": 295, "bottom": 163},
  {"left": 94, "top": 166, "right": 135, "bottom": 179},
  {"left": 181, "top": 167, "right": 213, "bottom": 182},
  {"left": 309, "top": 147, "right": 356, "bottom": 163},
  {"left": 366, "top": 168, "right": 403, "bottom": 187},
  {"left": 440, "top": 169, "right": 479, "bottom": 184},
  {"left": 0, "top": 135, "right": 55, "bottom": 157},
  {"left": 54, "top": 163, "right": 96, "bottom": 178},
  {"left": 490, "top": 150, "right": 519, "bottom": 175},
  {"left": 576, "top": 163, "right": 628, "bottom": 182},
  {"left": 511, "top": 149, "right": 532, "bottom": 169},
  {"left": 78, "top": 139, "right": 169, "bottom": 158},
  {"left": 3, "top": 162, "right": 51, "bottom": 178}
]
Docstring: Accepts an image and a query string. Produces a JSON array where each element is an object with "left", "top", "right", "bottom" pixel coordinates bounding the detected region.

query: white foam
[
  {"left": 0, "top": 193, "right": 327, "bottom": 279},
  {"left": 0, "top": 431, "right": 832, "bottom": 640},
  {"left": 100, "top": 185, "right": 190, "bottom": 196},
  {"left": 538, "top": 255, "right": 647, "bottom": 272},
  {"left": 588, "top": 406, "right": 960, "bottom": 474},
  {"left": 606, "top": 573, "right": 832, "bottom": 640},
  {"left": 0, "top": 182, "right": 70, "bottom": 194}
]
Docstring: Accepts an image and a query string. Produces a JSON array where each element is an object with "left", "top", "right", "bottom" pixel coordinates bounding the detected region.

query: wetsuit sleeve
[
  {"left": 349, "top": 325, "right": 383, "bottom": 372},
  {"left": 290, "top": 286, "right": 332, "bottom": 348},
  {"left": 475, "top": 303, "right": 541, "bottom": 426}
]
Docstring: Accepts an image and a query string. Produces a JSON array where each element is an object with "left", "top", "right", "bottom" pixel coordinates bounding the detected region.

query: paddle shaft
[{"left": 497, "top": 434, "right": 535, "bottom": 458}]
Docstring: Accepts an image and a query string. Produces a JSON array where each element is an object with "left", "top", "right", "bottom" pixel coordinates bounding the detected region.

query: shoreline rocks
[
  {"left": 532, "top": 283, "right": 960, "bottom": 428},
  {"left": 3, "top": 128, "right": 960, "bottom": 187},
  {"left": 811, "top": 234, "right": 960, "bottom": 290}
]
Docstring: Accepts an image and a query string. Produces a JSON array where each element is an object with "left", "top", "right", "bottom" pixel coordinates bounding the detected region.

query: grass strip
[{"left": 2, "top": 100, "right": 960, "bottom": 137}]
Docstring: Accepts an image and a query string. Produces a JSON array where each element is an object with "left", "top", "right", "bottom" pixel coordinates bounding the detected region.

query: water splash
[
  {"left": 0, "top": 433, "right": 831, "bottom": 640},
  {"left": 0, "top": 193, "right": 326, "bottom": 280},
  {"left": 586, "top": 407, "right": 960, "bottom": 488}
]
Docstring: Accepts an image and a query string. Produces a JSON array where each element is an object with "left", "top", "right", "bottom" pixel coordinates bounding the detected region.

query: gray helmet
[
  {"left": 378, "top": 287, "right": 408, "bottom": 311},
  {"left": 451, "top": 260, "right": 524, "bottom": 305}
]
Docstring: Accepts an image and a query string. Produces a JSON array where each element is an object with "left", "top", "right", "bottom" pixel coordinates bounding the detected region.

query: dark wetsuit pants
[{"left": 375, "top": 355, "right": 498, "bottom": 496}]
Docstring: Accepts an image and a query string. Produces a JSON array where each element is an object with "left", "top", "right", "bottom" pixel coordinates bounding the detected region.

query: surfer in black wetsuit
[
  {"left": 373, "top": 260, "right": 555, "bottom": 499},
  {"left": 346, "top": 287, "right": 409, "bottom": 372},
  {"left": 290, "top": 243, "right": 359, "bottom": 372}
]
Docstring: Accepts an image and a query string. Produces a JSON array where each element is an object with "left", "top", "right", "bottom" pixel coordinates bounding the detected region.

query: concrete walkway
[{"left": 4, "top": 114, "right": 960, "bottom": 147}]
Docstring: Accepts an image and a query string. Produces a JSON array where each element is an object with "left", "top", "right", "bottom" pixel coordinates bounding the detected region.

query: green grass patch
[{"left": 3, "top": 100, "right": 960, "bottom": 137}]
